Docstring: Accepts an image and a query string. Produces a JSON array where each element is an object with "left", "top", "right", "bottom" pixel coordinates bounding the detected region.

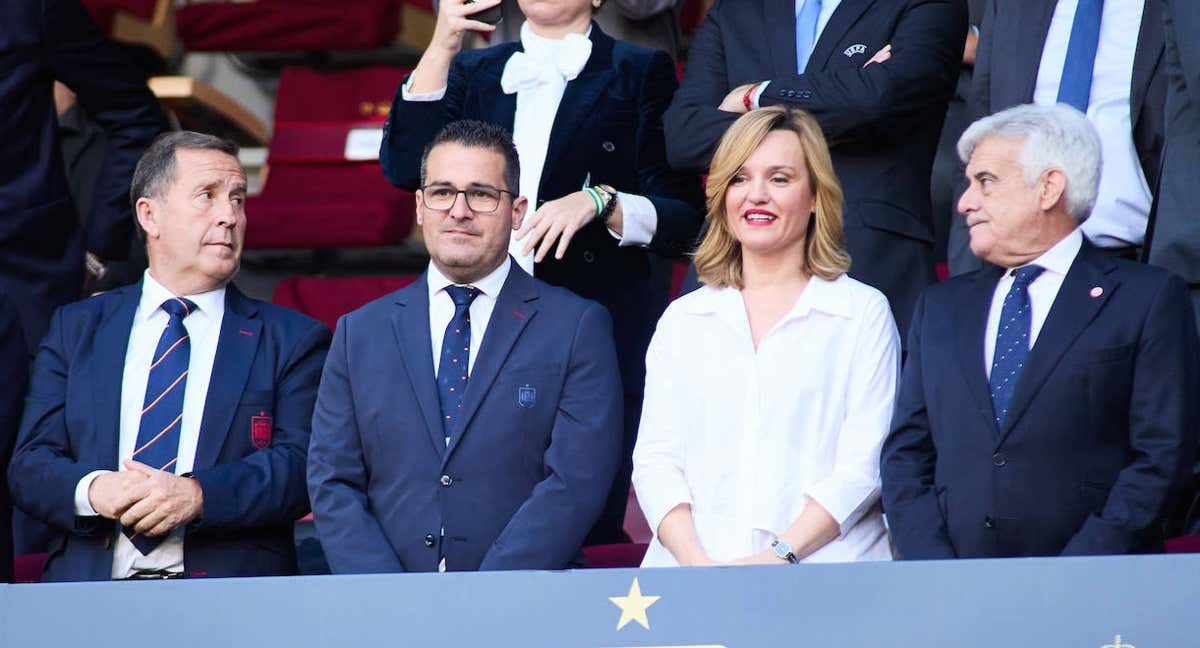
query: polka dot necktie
[
  {"left": 438, "top": 285, "right": 480, "bottom": 444},
  {"left": 989, "top": 266, "right": 1045, "bottom": 426},
  {"left": 126, "top": 297, "right": 195, "bottom": 555}
]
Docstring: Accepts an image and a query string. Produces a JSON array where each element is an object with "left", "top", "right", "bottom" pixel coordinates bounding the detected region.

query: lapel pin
[
  {"left": 238, "top": 329, "right": 254, "bottom": 336},
  {"left": 513, "top": 310, "right": 525, "bottom": 319},
  {"left": 1090, "top": 287, "right": 1103, "bottom": 298}
]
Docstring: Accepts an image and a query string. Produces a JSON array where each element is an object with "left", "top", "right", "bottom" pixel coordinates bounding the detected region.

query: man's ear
[
  {"left": 1039, "top": 168, "right": 1069, "bottom": 213},
  {"left": 414, "top": 190, "right": 425, "bottom": 227},
  {"left": 135, "top": 197, "right": 159, "bottom": 240},
  {"left": 511, "top": 195, "right": 529, "bottom": 231}
]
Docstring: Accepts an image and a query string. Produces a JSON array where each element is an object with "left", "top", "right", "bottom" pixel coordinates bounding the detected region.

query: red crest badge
[{"left": 251, "top": 411, "right": 272, "bottom": 449}]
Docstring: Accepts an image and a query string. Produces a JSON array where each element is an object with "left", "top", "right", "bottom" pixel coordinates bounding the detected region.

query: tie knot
[
  {"left": 160, "top": 297, "right": 196, "bottom": 320},
  {"left": 445, "top": 285, "right": 481, "bottom": 307},
  {"left": 1011, "top": 265, "right": 1045, "bottom": 288}
]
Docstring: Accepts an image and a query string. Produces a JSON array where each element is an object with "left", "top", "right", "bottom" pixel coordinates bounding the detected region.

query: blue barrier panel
[{"left": 2, "top": 555, "right": 1197, "bottom": 647}]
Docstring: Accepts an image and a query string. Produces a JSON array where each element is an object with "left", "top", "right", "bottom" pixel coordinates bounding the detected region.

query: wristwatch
[{"left": 771, "top": 539, "right": 798, "bottom": 564}]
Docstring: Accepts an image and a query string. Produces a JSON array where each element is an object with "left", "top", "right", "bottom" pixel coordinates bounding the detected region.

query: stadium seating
[
  {"left": 175, "top": 0, "right": 400, "bottom": 53},
  {"left": 12, "top": 554, "right": 46, "bottom": 584},
  {"left": 272, "top": 276, "right": 420, "bottom": 330},
  {"left": 245, "top": 66, "right": 416, "bottom": 249},
  {"left": 581, "top": 543, "right": 648, "bottom": 568}
]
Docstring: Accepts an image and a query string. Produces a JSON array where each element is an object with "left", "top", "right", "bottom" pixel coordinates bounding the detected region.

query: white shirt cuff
[
  {"left": 401, "top": 78, "right": 448, "bottom": 102},
  {"left": 74, "top": 470, "right": 113, "bottom": 517},
  {"left": 608, "top": 192, "right": 658, "bottom": 247},
  {"left": 752, "top": 81, "right": 771, "bottom": 110},
  {"left": 804, "top": 476, "right": 880, "bottom": 537}
]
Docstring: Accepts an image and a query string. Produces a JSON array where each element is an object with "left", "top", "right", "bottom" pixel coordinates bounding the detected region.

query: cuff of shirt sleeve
[
  {"left": 804, "top": 477, "right": 879, "bottom": 537},
  {"left": 401, "top": 78, "right": 448, "bottom": 102},
  {"left": 751, "top": 81, "right": 771, "bottom": 110},
  {"left": 635, "top": 477, "right": 693, "bottom": 537},
  {"left": 609, "top": 192, "right": 658, "bottom": 247},
  {"left": 74, "top": 470, "right": 112, "bottom": 517}
]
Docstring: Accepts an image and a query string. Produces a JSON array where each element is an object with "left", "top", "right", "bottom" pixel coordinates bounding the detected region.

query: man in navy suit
[
  {"left": 309, "top": 121, "right": 623, "bottom": 573},
  {"left": 663, "top": 0, "right": 967, "bottom": 337},
  {"left": 8, "top": 132, "right": 331, "bottom": 581},
  {"left": 881, "top": 104, "right": 1199, "bottom": 559},
  {"left": 1, "top": 0, "right": 163, "bottom": 348},
  {"left": 0, "top": 289, "right": 29, "bottom": 582}
]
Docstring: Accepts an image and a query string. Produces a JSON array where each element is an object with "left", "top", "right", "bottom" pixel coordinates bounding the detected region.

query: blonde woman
[{"left": 633, "top": 107, "right": 900, "bottom": 567}]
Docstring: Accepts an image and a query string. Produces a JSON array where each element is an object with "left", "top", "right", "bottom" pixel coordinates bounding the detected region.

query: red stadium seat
[
  {"left": 272, "top": 276, "right": 419, "bottom": 330},
  {"left": 1165, "top": 535, "right": 1200, "bottom": 553},
  {"left": 82, "top": 0, "right": 157, "bottom": 31},
  {"left": 13, "top": 553, "right": 46, "bottom": 583},
  {"left": 582, "top": 543, "right": 648, "bottom": 568},
  {"left": 246, "top": 66, "right": 415, "bottom": 249},
  {"left": 175, "top": 0, "right": 400, "bottom": 52}
]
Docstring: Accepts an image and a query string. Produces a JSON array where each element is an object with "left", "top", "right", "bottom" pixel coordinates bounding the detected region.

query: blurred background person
[
  {"left": 381, "top": 0, "right": 704, "bottom": 544},
  {"left": 0, "top": 290, "right": 29, "bottom": 583},
  {"left": 634, "top": 107, "right": 899, "bottom": 567}
]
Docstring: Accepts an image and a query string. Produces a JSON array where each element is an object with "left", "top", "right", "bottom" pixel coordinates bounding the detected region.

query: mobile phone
[{"left": 464, "top": 0, "right": 504, "bottom": 25}]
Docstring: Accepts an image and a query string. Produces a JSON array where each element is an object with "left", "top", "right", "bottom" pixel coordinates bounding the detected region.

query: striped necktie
[{"left": 125, "top": 297, "right": 195, "bottom": 555}]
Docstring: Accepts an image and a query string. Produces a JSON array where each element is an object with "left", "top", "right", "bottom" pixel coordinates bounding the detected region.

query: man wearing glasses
[{"left": 307, "top": 120, "right": 624, "bottom": 573}]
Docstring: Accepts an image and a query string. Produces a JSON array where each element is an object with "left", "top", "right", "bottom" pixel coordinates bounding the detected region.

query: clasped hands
[
  {"left": 88, "top": 460, "right": 204, "bottom": 537},
  {"left": 718, "top": 43, "right": 893, "bottom": 114}
]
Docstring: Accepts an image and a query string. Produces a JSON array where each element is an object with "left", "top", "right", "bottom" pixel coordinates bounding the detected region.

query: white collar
[
  {"left": 426, "top": 256, "right": 512, "bottom": 302},
  {"left": 519, "top": 21, "right": 593, "bottom": 58},
  {"left": 682, "top": 274, "right": 852, "bottom": 321},
  {"left": 1008, "top": 228, "right": 1083, "bottom": 278},
  {"left": 138, "top": 270, "right": 226, "bottom": 323}
]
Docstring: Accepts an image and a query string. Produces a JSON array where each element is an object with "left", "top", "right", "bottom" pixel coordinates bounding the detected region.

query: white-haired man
[{"left": 882, "top": 103, "right": 1199, "bottom": 559}]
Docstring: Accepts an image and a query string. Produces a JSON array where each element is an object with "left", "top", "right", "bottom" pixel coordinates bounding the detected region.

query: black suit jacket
[
  {"left": 882, "top": 241, "right": 1199, "bottom": 558},
  {"left": 663, "top": 0, "right": 967, "bottom": 337},
  {"left": 0, "top": 0, "right": 163, "bottom": 343},
  {"left": 381, "top": 25, "right": 703, "bottom": 401},
  {"left": 0, "top": 289, "right": 29, "bottom": 582}
]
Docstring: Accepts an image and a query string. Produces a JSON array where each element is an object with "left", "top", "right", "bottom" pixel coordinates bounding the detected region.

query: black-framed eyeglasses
[{"left": 420, "top": 184, "right": 515, "bottom": 213}]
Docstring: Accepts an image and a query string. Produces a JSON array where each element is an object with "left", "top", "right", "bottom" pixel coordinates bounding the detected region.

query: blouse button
[{"left": 601, "top": 141, "right": 616, "bottom": 152}]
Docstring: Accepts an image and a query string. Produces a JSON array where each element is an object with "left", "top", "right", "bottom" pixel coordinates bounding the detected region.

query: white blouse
[{"left": 633, "top": 274, "right": 900, "bottom": 566}]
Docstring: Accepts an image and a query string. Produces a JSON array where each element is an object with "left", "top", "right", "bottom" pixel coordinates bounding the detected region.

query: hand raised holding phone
[{"left": 409, "top": 0, "right": 503, "bottom": 94}]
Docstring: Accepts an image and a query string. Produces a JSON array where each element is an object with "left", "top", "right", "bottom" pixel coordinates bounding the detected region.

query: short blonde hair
[{"left": 694, "top": 106, "right": 851, "bottom": 288}]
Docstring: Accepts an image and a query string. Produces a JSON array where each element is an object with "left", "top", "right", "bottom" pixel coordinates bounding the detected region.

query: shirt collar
[
  {"left": 427, "top": 256, "right": 512, "bottom": 302},
  {"left": 1011, "top": 228, "right": 1083, "bottom": 278},
  {"left": 519, "top": 20, "right": 592, "bottom": 58},
  {"left": 138, "top": 270, "right": 227, "bottom": 323},
  {"left": 681, "top": 273, "right": 852, "bottom": 320}
]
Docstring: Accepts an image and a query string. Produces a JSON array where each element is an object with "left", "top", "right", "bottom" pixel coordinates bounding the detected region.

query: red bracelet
[{"left": 743, "top": 83, "right": 759, "bottom": 111}]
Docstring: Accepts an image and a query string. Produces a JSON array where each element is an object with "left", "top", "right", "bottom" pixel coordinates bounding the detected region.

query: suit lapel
[
  {"left": 541, "top": 24, "right": 615, "bottom": 196},
  {"left": 391, "top": 276, "right": 447, "bottom": 457},
  {"left": 1010, "top": 0, "right": 1059, "bottom": 103},
  {"left": 90, "top": 285, "right": 140, "bottom": 465},
  {"left": 808, "top": 0, "right": 877, "bottom": 72},
  {"left": 766, "top": 0, "right": 800, "bottom": 78},
  {"left": 443, "top": 265, "right": 539, "bottom": 465},
  {"left": 482, "top": 46, "right": 519, "bottom": 132},
  {"left": 1130, "top": 0, "right": 1164, "bottom": 128},
  {"left": 194, "top": 285, "right": 261, "bottom": 471},
  {"left": 997, "top": 243, "right": 1117, "bottom": 444},
  {"left": 955, "top": 266, "right": 1005, "bottom": 437}
]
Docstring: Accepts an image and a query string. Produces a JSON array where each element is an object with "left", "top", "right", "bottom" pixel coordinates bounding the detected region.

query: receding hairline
[{"left": 422, "top": 141, "right": 513, "bottom": 190}]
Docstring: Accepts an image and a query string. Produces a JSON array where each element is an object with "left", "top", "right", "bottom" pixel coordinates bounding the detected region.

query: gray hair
[
  {"left": 957, "top": 103, "right": 1101, "bottom": 222},
  {"left": 131, "top": 131, "right": 240, "bottom": 240}
]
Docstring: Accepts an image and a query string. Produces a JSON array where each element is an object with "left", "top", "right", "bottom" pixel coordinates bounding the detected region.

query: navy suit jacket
[
  {"left": 307, "top": 264, "right": 623, "bottom": 573},
  {"left": 882, "top": 241, "right": 1199, "bottom": 558},
  {"left": 663, "top": 0, "right": 967, "bottom": 338},
  {"left": 8, "top": 282, "right": 331, "bottom": 581},
  {"left": 0, "top": 290, "right": 29, "bottom": 582},
  {"left": 0, "top": 0, "right": 163, "bottom": 342},
  {"left": 380, "top": 25, "right": 703, "bottom": 398}
]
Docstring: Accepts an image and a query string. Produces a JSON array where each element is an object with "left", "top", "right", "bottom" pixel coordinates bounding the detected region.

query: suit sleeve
[
  {"left": 479, "top": 302, "right": 623, "bottom": 570},
  {"left": 306, "top": 317, "right": 408, "bottom": 573},
  {"left": 758, "top": 0, "right": 967, "bottom": 147},
  {"left": 635, "top": 50, "right": 706, "bottom": 257},
  {"left": 380, "top": 57, "right": 470, "bottom": 191},
  {"left": 880, "top": 291, "right": 958, "bottom": 559},
  {"left": 188, "top": 320, "right": 331, "bottom": 530},
  {"left": 8, "top": 308, "right": 105, "bottom": 536},
  {"left": 42, "top": 0, "right": 165, "bottom": 261},
  {"left": 1061, "top": 276, "right": 1200, "bottom": 555},
  {"left": 661, "top": 0, "right": 739, "bottom": 172}
]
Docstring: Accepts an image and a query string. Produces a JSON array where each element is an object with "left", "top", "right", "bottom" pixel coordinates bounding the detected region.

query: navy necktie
[
  {"left": 126, "top": 297, "right": 195, "bottom": 555},
  {"left": 989, "top": 266, "right": 1045, "bottom": 426},
  {"left": 438, "top": 285, "right": 480, "bottom": 443},
  {"left": 1057, "top": 0, "right": 1104, "bottom": 112},
  {"left": 795, "top": 0, "right": 823, "bottom": 73}
]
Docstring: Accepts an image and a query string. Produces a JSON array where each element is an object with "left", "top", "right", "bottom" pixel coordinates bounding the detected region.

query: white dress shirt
[
  {"left": 73, "top": 270, "right": 226, "bottom": 579},
  {"left": 427, "top": 257, "right": 510, "bottom": 378},
  {"left": 633, "top": 274, "right": 899, "bottom": 566},
  {"left": 403, "top": 23, "right": 659, "bottom": 276},
  {"left": 752, "top": 0, "right": 843, "bottom": 107},
  {"left": 1033, "top": 0, "right": 1150, "bottom": 247},
  {"left": 984, "top": 229, "right": 1083, "bottom": 375}
]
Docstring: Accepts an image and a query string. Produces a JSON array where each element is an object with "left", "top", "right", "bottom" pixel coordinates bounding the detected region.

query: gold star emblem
[{"left": 609, "top": 578, "right": 661, "bottom": 630}]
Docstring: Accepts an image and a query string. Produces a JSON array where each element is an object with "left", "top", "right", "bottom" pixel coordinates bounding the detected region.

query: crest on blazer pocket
[
  {"left": 251, "top": 411, "right": 273, "bottom": 449},
  {"left": 518, "top": 385, "right": 537, "bottom": 408},
  {"left": 844, "top": 44, "right": 868, "bottom": 57}
]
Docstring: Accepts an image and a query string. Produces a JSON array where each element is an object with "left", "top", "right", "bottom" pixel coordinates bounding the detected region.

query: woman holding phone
[{"left": 381, "top": 0, "right": 703, "bottom": 545}]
